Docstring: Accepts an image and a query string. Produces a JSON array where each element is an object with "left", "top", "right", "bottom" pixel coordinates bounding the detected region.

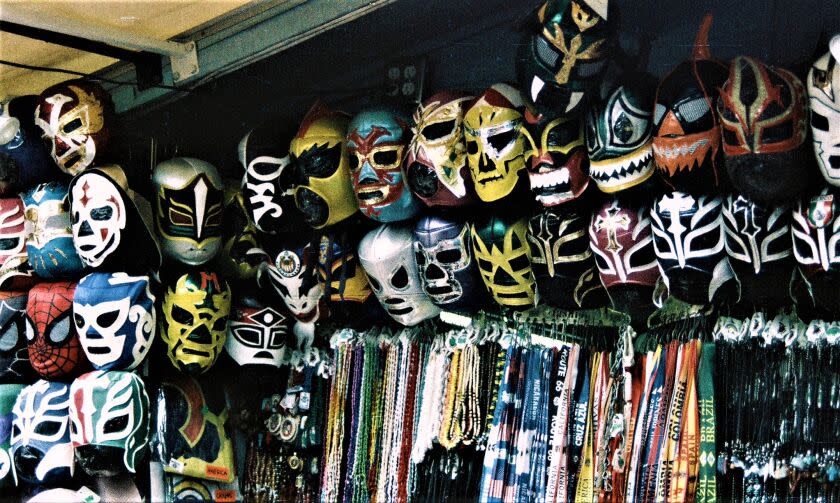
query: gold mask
[{"left": 470, "top": 216, "right": 536, "bottom": 308}]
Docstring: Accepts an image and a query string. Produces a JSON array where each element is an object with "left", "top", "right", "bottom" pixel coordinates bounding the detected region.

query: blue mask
[
  {"left": 22, "top": 182, "right": 85, "bottom": 279},
  {"left": 0, "top": 383, "right": 25, "bottom": 488}
]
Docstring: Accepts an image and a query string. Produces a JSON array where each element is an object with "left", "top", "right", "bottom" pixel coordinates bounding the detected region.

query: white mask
[
  {"left": 808, "top": 43, "right": 840, "bottom": 186},
  {"left": 70, "top": 171, "right": 126, "bottom": 268}
]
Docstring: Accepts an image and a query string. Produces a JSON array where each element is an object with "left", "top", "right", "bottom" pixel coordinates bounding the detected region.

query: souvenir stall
[{"left": 1, "top": 0, "right": 840, "bottom": 501}]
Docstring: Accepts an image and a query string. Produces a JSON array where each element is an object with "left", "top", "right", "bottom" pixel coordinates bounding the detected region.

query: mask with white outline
[
  {"left": 26, "top": 281, "right": 88, "bottom": 380},
  {"left": 0, "top": 292, "right": 33, "bottom": 385},
  {"left": 22, "top": 182, "right": 85, "bottom": 279},
  {"left": 523, "top": 111, "right": 590, "bottom": 206},
  {"left": 0, "top": 384, "right": 25, "bottom": 488},
  {"left": 262, "top": 241, "right": 325, "bottom": 326},
  {"left": 69, "top": 170, "right": 126, "bottom": 268},
  {"left": 224, "top": 297, "right": 289, "bottom": 367},
  {"left": 792, "top": 187, "right": 840, "bottom": 314},
  {"left": 0, "top": 198, "right": 32, "bottom": 291},
  {"left": 471, "top": 215, "right": 536, "bottom": 309},
  {"left": 808, "top": 44, "right": 840, "bottom": 186}
]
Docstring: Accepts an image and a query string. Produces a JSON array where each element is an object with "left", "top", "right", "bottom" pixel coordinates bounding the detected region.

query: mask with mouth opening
[
  {"left": 0, "top": 292, "right": 35, "bottom": 384},
  {"left": 0, "top": 383, "right": 25, "bottom": 488},
  {"left": 808, "top": 43, "right": 840, "bottom": 187},
  {"left": 358, "top": 224, "right": 439, "bottom": 326},
  {"left": 347, "top": 107, "right": 421, "bottom": 222},
  {"left": 262, "top": 240, "right": 325, "bottom": 326},
  {"left": 26, "top": 281, "right": 88, "bottom": 380},
  {"left": 224, "top": 296, "right": 290, "bottom": 368},
  {"left": 23, "top": 182, "right": 85, "bottom": 279},
  {"left": 471, "top": 214, "right": 536, "bottom": 308},
  {"left": 523, "top": 111, "right": 589, "bottom": 206},
  {"left": 464, "top": 84, "right": 529, "bottom": 202},
  {"left": 160, "top": 271, "right": 231, "bottom": 375}
]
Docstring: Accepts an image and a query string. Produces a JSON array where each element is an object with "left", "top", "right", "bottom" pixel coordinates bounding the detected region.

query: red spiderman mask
[{"left": 25, "top": 281, "right": 88, "bottom": 380}]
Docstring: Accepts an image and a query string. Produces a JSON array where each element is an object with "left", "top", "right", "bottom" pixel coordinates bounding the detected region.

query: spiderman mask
[{"left": 25, "top": 281, "right": 88, "bottom": 380}]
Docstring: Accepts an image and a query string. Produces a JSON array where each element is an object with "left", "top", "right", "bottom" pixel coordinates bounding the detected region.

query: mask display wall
[
  {"left": 160, "top": 271, "right": 231, "bottom": 375},
  {"left": 652, "top": 15, "right": 729, "bottom": 193},
  {"left": 722, "top": 195, "right": 793, "bottom": 308},
  {"left": 523, "top": 112, "right": 590, "bottom": 206},
  {"left": 808, "top": 46, "right": 840, "bottom": 187},
  {"left": 26, "top": 281, "right": 88, "bottom": 380},
  {"left": 217, "top": 188, "right": 267, "bottom": 283},
  {"left": 153, "top": 157, "right": 224, "bottom": 266},
  {"left": 73, "top": 272, "right": 156, "bottom": 371},
  {"left": 0, "top": 197, "right": 33, "bottom": 290},
  {"left": 470, "top": 214, "right": 536, "bottom": 309},
  {"left": 22, "top": 182, "right": 85, "bottom": 279},
  {"left": 529, "top": 206, "right": 607, "bottom": 309},
  {"left": 791, "top": 187, "right": 840, "bottom": 314},
  {"left": 347, "top": 107, "right": 421, "bottom": 222},
  {"left": 0, "top": 96, "right": 55, "bottom": 192},
  {"left": 717, "top": 56, "right": 809, "bottom": 203},
  {"left": 650, "top": 192, "right": 727, "bottom": 305},
  {"left": 518, "top": 0, "right": 613, "bottom": 117},
  {"left": 35, "top": 79, "right": 114, "bottom": 176},
  {"left": 0, "top": 383, "right": 25, "bottom": 489},
  {"left": 225, "top": 296, "right": 290, "bottom": 368},
  {"left": 0, "top": 291, "right": 34, "bottom": 384},
  {"left": 406, "top": 92, "right": 478, "bottom": 207},
  {"left": 289, "top": 103, "right": 357, "bottom": 229},
  {"left": 464, "top": 84, "right": 529, "bottom": 203},
  {"left": 262, "top": 240, "right": 326, "bottom": 328},
  {"left": 358, "top": 225, "right": 440, "bottom": 326},
  {"left": 586, "top": 83, "right": 656, "bottom": 194},
  {"left": 414, "top": 216, "right": 487, "bottom": 312},
  {"left": 68, "top": 371, "right": 149, "bottom": 477},
  {"left": 11, "top": 380, "right": 74, "bottom": 485}
]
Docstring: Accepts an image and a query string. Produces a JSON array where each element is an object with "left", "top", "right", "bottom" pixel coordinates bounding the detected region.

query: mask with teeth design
[
  {"left": 464, "top": 84, "right": 529, "bottom": 202},
  {"left": 517, "top": 0, "right": 614, "bottom": 117},
  {"left": 791, "top": 187, "right": 840, "bottom": 314},
  {"left": 652, "top": 15, "right": 729, "bottom": 193},
  {"left": 471, "top": 214, "right": 536, "bottom": 309},
  {"left": 523, "top": 111, "right": 590, "bottom": 206},
  {"left": 808, "top": 38, "right": 840, "bottom": 187},
  {"left": 586, "top": 82, "right": 656, "bottom": 193},
  {"left": 358, "top": 224, "right": 439, "bottom": 326}
]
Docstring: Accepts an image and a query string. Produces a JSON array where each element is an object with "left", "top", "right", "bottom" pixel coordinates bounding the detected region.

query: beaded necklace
[
  {"left": 437, "top": 348, "right": 461, "bottom": 450},
  {"left": 375, "top": 342, "right": 399, "bottom": 502},
  {"left": 398, "top": 341, "right": 421, "bottom": 502},
  {"left": 322, "top": 343, "right": 352, "bottom": 503},
  {"left": 342, "top": 343, "right": 364, "bottom": 502}
]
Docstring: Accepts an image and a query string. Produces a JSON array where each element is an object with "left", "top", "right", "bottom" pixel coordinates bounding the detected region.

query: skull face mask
[
  {"left": 11, "top": 380, "right": 73, "bottom": 485},
  {"left": 717, "top": 56, "right": 809, "bottom": 203},
  {"left": 160, "top": 271, "right": 231, "bottom": 375},
  {"left": 650, "top": 192, "right": 727, "bottom": 305},
  {"left": 225, "top": 296, "right": 290, "bottom": 368},
  {"left": 0, "top": 197, "right": 32, "bottom": 290},
  {"left": 0, "top": 384, "right": 25, "bottom": 488},
  {"left": 528, "top": 206, "right": 607, "bottom": 309},
  {"left": 26, "top": 281, "right": 89, "bottom": 380},
  {"left": 471, "top": 215, "right": 536, "bottom": 308},
  {"left": 153, "top": 158, "right": 224, "bottom": 266},
  {"left": 262, "top": 241, "right": 325, "bottom": 325},
  {"left": 586, "top": 83, "right": 656, "bottom": 193},
  {"left": 289, "top": 103, "right": 357, "bottom": 229},
  {"left": 35, "top": 79, "right": 113, "bottom": 175},
  {"left": 348, "top": 107, "right": 421, "bottom": 222},
  {"left": 523, "top": 111, "right": 590, "bottom": 206},
  {"left": 0, "top": 292, "right": 36, "bottom": 384},
  {"left": 73, "top": 273, "right": 156, "bottom": 371},
  {"left": 808, "top": 44, "right": 840, "bottom": 186},
  {"left": 23, "top": 182, "right": 85, "bottom": 279},
  {"left": 69, "top": 371, "right": 149, "bottom": 476},
  {"left": 464, "top": 84, "right": 529, "bottom": 202},
  {"left": 358, "top": 225, "right": 439, "bottom": 326},
  {"left": 652, "top": 15, "right": 729, "bottom": 192},
  {"left": 406, "top": 92, "right": 478, "bottom": 207},
  {"left": 217, "top": 188, "right": 267, "bottom": 283}
]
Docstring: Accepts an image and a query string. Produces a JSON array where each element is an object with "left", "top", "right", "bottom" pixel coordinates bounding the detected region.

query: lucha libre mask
[
  {"left": 217, "top": 187, "right": 267, "bottom": 283},
  {"left": 26, "top": 281, "right": 89, "bottom": 380},
  {"left": 238, "top": 118, "right": 306, "bottom": 234},
  {"left": 11, "top": 380, "right": 74, "bottom": 485},
  {"left": 69, "top": 371, "right": 149, "bottom": 476},
  {"left": 153, "top": 158, "right": 224, "bottom": 266},
  {"left": 808, "top": 45, "right": 840, "bottom": 186},
  {"left": 347, "top": 107, "right": 421, "bottom": 222},
  {"left": 464, "top": 84, "right": 529, "bottom": 202},
  {"left": 358, "top": 225, "right": 440, "bottom": 326},
  {"left": 650, "top": 192, "right": 727, "bottom": 305},
  {"left": 406, "top": 92, "right": 478, "bottom": 207},
  {"left": 518, "top": 0, "right": 613, "bottom": 117},
  {"left": 0, "top": 197, "right": 33, "bottom": 290},
  {"left": 23, "top": 182, "right": 85, "bottom": 279},
  {"left": 316, "top": 232, "right": 377, "bottom": 317},
  {"left": 73, "top": 273, "right": 156, "bottom": 371},
  {"left": 586, "top": 83, "right": 656, "bottom": 193},
  {"left": 523, "top": 111, "right": 590, "bottom": 206},
  {"left": 262, "top": 240, "right": 325, "bottom": 325},
  {"left": 160, "top": 272, "right": 231, "bottom": 375},
  {"left": 791, "top": 187, "right": 840, "bottom": 313},
  {"left": 0, "top": 292, "right": 36, "bottom": 384},
  {"left": 528, "top": 207, "right": 607, "bottom": 309},
  {"left": 225, "top": 296, "right": 290, "bottom": 368},
  {"left": 414, "top": 216, "right": 487, "bottom": 312},
  {"left": 1, "top": 96, "right": 57, "bottom": 193},
  {"left": 470, "top": 215, "right": 536, "bottom": 308},
  {"left": 289, "top": 103, "right": 357, "bottom": 229},
  {"left": 0, "top": 384, "right": 25, "bottom": 488},
  {"left": 652, "top": 16, "right": 729, "bottom": 192},
  {"left": 717, "top": 56, "right": 809, "bottom": 203},
  {"left": 35, "top": 79, "right": 113, "bottom": 175},
  {"left": 722, "top": 195, "right": 793, "bottom": 307}
]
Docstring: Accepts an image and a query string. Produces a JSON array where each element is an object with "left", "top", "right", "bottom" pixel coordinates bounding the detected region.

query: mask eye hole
[
  {"left": 436, "top": 249, "right": 462, "bottom": 264},
  {"left": 414, "top": 249, "right": 426, "bottom": 266},
  {"left": 91, "top": 206, "right": 113, "bottom": 221},
  {"left": 367, "top": 275, "right": 381, "bottom": 292},
  {"left": 466, "top": 141, "right": 479, "bottom": 155},
  {"left": 812, "top": 112, "right": 830, "bottom": 132},
  {"left": 677, "top": 97, "right": 711, "bottom": 124},
  {"left": 62, "top": 118, "right": 83, "bottom": 134},
  {"left": 212, "top": 318, "right": 227, "bottom": 332},
  {"left": 487, "top": 129, "right": 516, "bottom": 152},
  {"left": 96, "top": 310, "right": 120, "bottom": 329},
  {"left": 593, "top": 251, "right": 610, "bottom": 271},
  {"left": 477, "top": 257, "right": 494, "bottom": 271},
  {"left": 0, "top": 319, "right": 19, "bottom": 351},
  {"left": 422, "top": 120, "right": 457, "bottom": 141},
  {"left": 761, "top": 121, "right": 794, "bottom": 144},
  {"left": 171, "top": 305, "right": 194, "bottom": 325},
  {"left": 73, "top": 313, "right": 85, "bottom": 330},
  {"left": 613, "top": 113, "right": 635, "bottom": 143},
  {"left": 302, "top": 145, "right": 341, "bottom": 178},
  {"left": 0, "top": 237, "right": 19, "bottom": 251},
  {"left": 507, "top": 254, "right": 530, "bottom": 272},
  {"left": 390, "top": 266, "right": 409, "bottom": 289},
  {"left": 34, "top": 420, "right": 61, "bottom": 436},
  {"left": 628, "top": 243, "right": 656, "bottom": 268},
  {"left": 103, "top": 414, "right": 129, "bottom": 434},
  {"left": 169, "top": 208, "right": 193, "bottom": 226},
  {"left": 372, "top": 149, "right": 399, "bottom": 167},
  {"left": 48, "top": 315, "right": 70, "bottom": 344},
  {"left": 233, "top": 326, "right": 262, "bottom": 346},
  {"left": 653, "top": 104, "right": 667, "bottom": 126},
  {"left": 348, "top": 154, "right": 360, "bottom": 172}
]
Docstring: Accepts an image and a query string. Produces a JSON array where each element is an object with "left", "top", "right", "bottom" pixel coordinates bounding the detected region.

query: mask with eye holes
[
  {"left": 529, "top": 206, "right": 607, "bottom": 310},
  {"left": 586, "top": 82, "right": 656, "bottom": 194},
  {"left": 717, "top": 56, "right": 809, "bottom": 203},
  {"left": 808, "top": 42, "right": 840, "bottom": 187},
  {"left": 464, "top": 84, "right": 529, "bottom": 203},
  {"left": 471, "top": 214, "right": 536, "bottom": 309},
  {"left": 11, "top": 379, "right": 73, "bottom": 485},
  {"left": 224, "top": 296, "right": 290, "bottom": 368},
  {"left": 69, "top": 371, "right": 149, "bottom": 477},
  {"left": 652, "top": 15, "right": 729, "bottom": 193},
  {"left": 289, "top": 103, "right": 357, "bottom": 229},
  {"left": 0, "top": 292, "right": 36, "bottom": 384},
  {"left": 413, "top": 216, "right": 486, "bottom": 312},
  {"left": 517, "top": 0, "right": 614, "bottom": 117},
  {"left": 26, "top": 281, "right": 89, "bottom": 380},
  {"left": 791, "top": 187, "right": 840, "bottom": 313},
  {"left": 22, "top": 182, "right": 86, "bottom": 279},
  {"left": 261, "top": 240, "right": 326, "bottom": 327},
  {"left": 0, "top": 383, "right": 25, "bottom": 488},
  {"left": 523, "top": 111, "right": 590, "bottom": 206},
  {"left": 160, "top": 271, "right": 231, "bottom": 375},
  {"left": 217, "top": 187, "right": 269, "bottom": 283},
  {"left": 358, "top": 224, "right": 439, "bottom": 326},
  {"left": 722, "top": 195, "right": 793, "bottom": 308},
  {"left": 73, "top": 273, "right": 156, "bottom": 372},
  {"left": 347, "top": 107, "right": 421, "bottom": 222},
  {"left": 0, "top": 198, "right": 33, "bottom": 291},
  {"left": 650, "top": 192, "right": 728, "bottom": 305},
  {"left": 406, "top": 92, "right": 478, "bottom": 208}
]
